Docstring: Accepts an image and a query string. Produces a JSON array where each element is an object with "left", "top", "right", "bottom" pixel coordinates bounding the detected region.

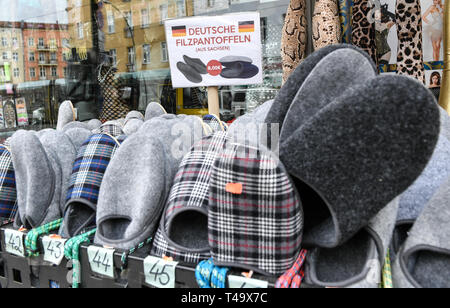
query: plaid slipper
[
  {"left": 151, "top": 132, "right": 229, "bottom": 264},
  {"left": 61, "top": 133, "right": 126, "bottom": 237},
  {"left": 209, "top": 143, "right": 304, "bottom": 276},
  {"left": 0, "top": 145, "right": 17, "bottom": 219}
]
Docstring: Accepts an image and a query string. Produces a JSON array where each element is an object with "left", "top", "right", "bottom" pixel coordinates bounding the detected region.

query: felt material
[
  {"left": 151, "top": 132, "right": 229, "bottom": 263},
  {"left": 265, "top": 44, "right": 377, "bottom": 130},
  {"left": 220, "top": 56, "right": 252, "bottom": 66},
  {"left": 125, "top": 110, "right": 144, "bottom": 122},
  {"left": 10, "top": 131, "right": 62, "bottom": 229},
  {"left": 95, "top": 116, "right": 203, "bottom": 249},
  {"left": 397, "top": 107, "right": 450, "bottom": 226},
  {"left": 280, "top": 74, "right": 440, "bottom": 248},
  {"left": 94, "top": 130, "right": 170, "bottom": 250},
  {"left": 61, "top": 121, "right": 89, "bottom": 133},
  {"left": 393, "top": 176, "right": 450, "bottom": 288},
  {"left": 144, "top": 102, "right": 167, "bottom": 122},
  {"left": 61, "top": 134, "right": 125, "bottom": 237},
  {"left": 63, "top": 128, "right": 92, "bottom": 150},
  {"left": 183, "top": 55, "right": 207, "bottom": 74},
  {"left": 305, "top": 198, "right": 399, "bottom": 288},
  {"left": 209, "top": 143, "right": 304, "bottom": 276},
  {"left": 123, "top": 118, "right": 144, "bottom": 136},
  {"left": 56, "top": 100, "right": 76, "bottom": 131},
  {"left": 177, "top": 61, "right": 202, "bottom": 83},
  {"left": 39, "top": 130, "right": 78, "bottom": 215},
  {"left": 85, "top": 119, "right": 102, "bottom": 131},
  {"left": 220, "top": 62, "right": 259, "bottom": 79},
  {"left": 0, "top": 145, "right": 17, "bottom": 219},
  {"left": 280, "top": 48, "right": 377, "bottom": 143}
]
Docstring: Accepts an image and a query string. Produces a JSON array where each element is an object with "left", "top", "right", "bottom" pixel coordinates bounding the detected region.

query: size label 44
[
  {"left": 4, "top": 229, "right": 25, "bottom": 257},
  {"left": 143, "top": 255, "right": 178, "bottom": 288},
  {"left": 87, "top": 246, "right": 115, "bottom": 278},
  {"left": 42, "top": 236, "right": 66, "bottom": 265}
]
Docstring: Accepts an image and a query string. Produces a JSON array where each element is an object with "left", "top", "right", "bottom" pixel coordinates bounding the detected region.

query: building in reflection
[
  {"left": 0, "top": 22, "right": 25, "bottom": 84},
  {"left": 22, "top": 22, "right": 69, "bottom": 82}
]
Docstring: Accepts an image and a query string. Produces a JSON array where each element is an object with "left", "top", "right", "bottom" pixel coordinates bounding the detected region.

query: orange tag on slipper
[
  {"left": 49, "top": 234, "right": 62, "bottom": 240},
  {"left": 226, "top": 183, "right": 243, "bottom": 195}
]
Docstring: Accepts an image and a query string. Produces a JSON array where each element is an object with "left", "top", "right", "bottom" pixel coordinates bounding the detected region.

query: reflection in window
[
  {"left": 29, "top": 68, "right": 36, "bottom": 78},
  {"left": 13, "top": 68, "right": 20, "bottom": 78},
  {"left": 110, "top": 49, "right": 117, "bottom": 66},
  {"left": 177, "top": 0, "right": 186, "bottom": 17},
  {"left": 161, "top": 42, "right": 168, "bottom": 62},
  {"left": 77, "top": 22, "right": 83, "bottom": 39},
  {"left": 29, "top": 52, "right": 35, "bottom": 62},
  {"left": 143, "top": 44, "right": 151, "bottom": 64},
  {"left": 107, "top": 11, "right": 115, "bottom": 33},
  {"left": 39, "top": 67, "right": 46, "bottom": 78},
  {"left": 160, "top": 4, "right": 168, "bottom": 24}
]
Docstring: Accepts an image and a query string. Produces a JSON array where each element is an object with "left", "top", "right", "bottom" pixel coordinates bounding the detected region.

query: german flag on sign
[
  {"left": 172, "top": 26, "right": 186, "bottom": 37},
  {"left": 239, "top": 21, "right": 255, "bottom": 33}
]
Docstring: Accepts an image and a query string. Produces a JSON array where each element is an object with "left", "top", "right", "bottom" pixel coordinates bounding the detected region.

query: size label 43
[
  {"left": 87, "top": 246, "right": 115, "bottom": 278},
  {"left": 4, "top": 229, "right": 25, "bottom": 257},
  {"left": 42, "top": 236, "right": 66, "bottom": 265},
  {"left": 143, "top": 255, "right": 178, "bottom": 288},
  {"left": 228, "top": 275, "right": 268, "bottom": 288}
]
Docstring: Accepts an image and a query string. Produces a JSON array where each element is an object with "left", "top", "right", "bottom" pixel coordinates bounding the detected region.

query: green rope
[
  {"left": 24, "top": 218, "right": 63, "bottom": 257},
  {"left": 382, "top": 249, "right": 393, "bottom": 288},
  {"left": 64, "top": 229, "right": 96, "bottom": 288},
  {"left": 120, "top": 237, "right": 152, "bottom": 271}
]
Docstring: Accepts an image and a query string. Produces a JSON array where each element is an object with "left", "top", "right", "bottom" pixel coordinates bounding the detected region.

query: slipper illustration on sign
[
  {"left": 177, "top": 61, "right": 203, "bottom": 84},
  {"left": 220, "top": 61, "right": 259, "bottom": 79},
  {"left": 183, "top": 55, "right": 207, "bottom": 74},
  {"left": 219, "top": 56, "right": 253, "bottom": 66}
]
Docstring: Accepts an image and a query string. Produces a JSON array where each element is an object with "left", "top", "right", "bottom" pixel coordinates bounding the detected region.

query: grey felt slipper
[
  {"left": 85, "top": 119, "right": 102, "bottom": 131},
  {"left": 144, "top": 102, "right": 167, "bottom": 122},
  {"left": 63, "top": 127, "right": 92, "bottom": 150},
  {"left": 220, "top": 56, "right": 252, "bottom": 66},
  {"left": 281, "top": 75, "right": 440, "bottom": 249},
  {"left": 123, "top": 118, "right": 143, "bottom": 136},
  {"left": 305, "top": 198, "right": 399, "bottom": 288},
  {"left": 151, "top": 132, "right": 229, "bottom": 263},
  {"left": 393, "top": 176, "right": 450, "bottom": 288},
  {"left": 56, "top": 100, "right": 76, "bottom": 131},
  {"left": 392, "top": 107, "right": 450, "bottom": 256},
  {"left": 10, "top": 131, "right": 62, "bottom": 229},
  {"left": 38, "top": 130, "right": 78, "bottom": 215},
  {"left": 61, "top": 121, "right": 89, "bottom": 133},
  {"left": 94, "top": 128, "right": 171, "bottom": 250},
  {"left": 125, "top": 110, "right": 144, "bottom": 122},
  {"left": 264, "top": 44, "right": 377, "bottom": 129},
  {"left": 280, "top": 48, "right": 378, "bottom": 142}
]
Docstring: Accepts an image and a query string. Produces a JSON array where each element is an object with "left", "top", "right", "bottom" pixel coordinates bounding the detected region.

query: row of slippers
[{"left": 1, "top": 43, "right": 448, "bottom": 288}]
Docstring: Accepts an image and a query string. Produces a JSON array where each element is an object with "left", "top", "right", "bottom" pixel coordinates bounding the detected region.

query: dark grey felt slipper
[
  {"left": 220, "top": 62, "right": 259, "bottom": 79},
  {"left": 281, "top": 75, "right": 440, "bottom": 249},
  {"left": 264, "top": 44, "right": 377, "bottom": 129}
]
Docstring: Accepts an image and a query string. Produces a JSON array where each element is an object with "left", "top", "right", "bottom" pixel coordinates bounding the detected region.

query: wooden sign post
[{"left": 208, "top": 86, "right": 220, "bottom": 117}]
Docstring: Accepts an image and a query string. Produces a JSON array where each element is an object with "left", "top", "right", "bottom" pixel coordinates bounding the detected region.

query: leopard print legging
[{"left": 281, "top": 0, "right": 308, "bottom": 84}]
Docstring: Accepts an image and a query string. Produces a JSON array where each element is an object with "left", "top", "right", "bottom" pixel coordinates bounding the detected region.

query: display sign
[
  {"left": 165, "top": 12, "right": 263, "bottom": 88},
  {"left": 4, "top": 229, "right": 25, "bottom": 257},
  {"left": 15, "top": 97, "right": 29, "bottom": 127},
  {"left": 42, "top": 236, "right": 66, "bottom": 265},
  {"left": 143, "top": 255, "right": 178, "bottom": 288},
  {"left": 87, "top": 246, "right": 115, "bottom": 278}
]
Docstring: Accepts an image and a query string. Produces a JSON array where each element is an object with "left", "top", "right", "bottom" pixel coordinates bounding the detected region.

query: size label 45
[
  {"left": 4, "top": 229, "right": 25, "bottom": 257},
  {"left": 42, "top": 236, "right": 66, "bottom": 265},
  {"left": 87, "top": 246, "right": 115, "bottom": 278},
  {"left": 143, "top": 256, "right": 178, "bottom": 288}
]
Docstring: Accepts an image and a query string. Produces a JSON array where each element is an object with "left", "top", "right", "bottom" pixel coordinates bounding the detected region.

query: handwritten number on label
[
  {"left": 87, "top": 246, "right": 115, "bottom": 278},
  {"left": 143, "top": 256, "right": 178, "bottom": 288},
  {"left": 5, "top": 230, "right": 24, "bottom": 256},
  {"left": 149, "top": 259, "right": 172, "bottom": 286}
]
